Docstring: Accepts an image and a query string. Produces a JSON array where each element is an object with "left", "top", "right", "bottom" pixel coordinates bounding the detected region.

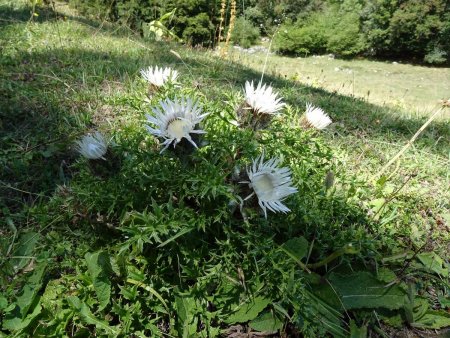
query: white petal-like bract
[
  {"left": 140, "top": 66, "right": 178, "bottom": 87},
  {"left": 145, "top": 97, "right": 208, "bottom": 153},
  {"left": 244, "top": 81, "right": 285, "bottom": 114},
  {"left": 304, "top": 103, "right": 332, "bottom": 130},
  {"left": 76, "top": 132, "right": 108, "bottom": 160},
  {"left": 245, "top": 154, "right": 297, "bottom": 218}
]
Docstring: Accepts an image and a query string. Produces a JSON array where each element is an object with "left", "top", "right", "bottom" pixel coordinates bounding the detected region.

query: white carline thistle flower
[
  {"left": 244, "top": 80, "right": 285, "bottom": 114},
  {"left": 140, "top": 66, "right": 178, "bottom": 88},
  {"left": 145, "top": 97, "right": 208, "bottom": 153},
  {"left": 304, "top": 103, "right": 332, "bottom": 130},
  {"left": 243, "top": 154, "right": 298, "bottom": 218},
  {"left": 76, "top": 132, "right": 108, "bottom": 160}
]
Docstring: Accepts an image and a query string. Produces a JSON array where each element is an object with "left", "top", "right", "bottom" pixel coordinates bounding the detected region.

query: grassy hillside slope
[{"left": 1, "top": 1, "right": 449, "bottom": 337}]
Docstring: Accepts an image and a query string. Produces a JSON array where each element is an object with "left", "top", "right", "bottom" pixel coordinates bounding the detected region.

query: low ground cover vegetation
[{"left": 1, "top": 1, "right": 449, "bottom": 337}]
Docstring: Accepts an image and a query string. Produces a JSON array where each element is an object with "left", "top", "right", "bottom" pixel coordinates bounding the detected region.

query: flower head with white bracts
[
  {"left": 140, "top": 66, "right": 178, "bottom": 88},
  {"left": 76, "top": 132, "right": 108, "bottom": 160},
  {"left": 145, "top": 97, "right": 208, "bottom": 153},
  {"left": 243, "top": 154, "right": 298, "bottom": 218},
  {"left": 244, "top": 81, "right": 285, "bottom": 115},
  {"left": 304, "top": 103, "right": 332, "bottom": 130}
]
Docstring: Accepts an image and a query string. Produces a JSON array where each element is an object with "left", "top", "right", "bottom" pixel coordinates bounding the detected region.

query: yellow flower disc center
[
  {"left": 252, "top": 173, "right": 275, "bottom": 200},
  {"left": 167, "top": 119, "right": 191, "bottom": 140}
]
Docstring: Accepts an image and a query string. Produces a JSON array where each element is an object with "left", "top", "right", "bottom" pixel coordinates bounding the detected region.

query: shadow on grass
[
  {"left": 0, "top": 3, "right": 57, "bottom": 26},
  {"left": 0, "top": 5, "right": 448, "bottom": 217}
]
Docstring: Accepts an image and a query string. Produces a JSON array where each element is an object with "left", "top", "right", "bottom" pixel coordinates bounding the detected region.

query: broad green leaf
[
  {"left": 225, "top": 296, "right": 271, "bottom": 324},
  {"left": 249, "top": 311, "right": 283, "bottom": 333},
  {"left": 15, "top": 259, "right": 47, "bottom": 317},
  {"left": 0, "top": 296, "right": 7, "bottom": 310},
  {"left": 329, "top": 272, "right": 407, "bottom": 310},
  {"left": 66, "top": 295, "right": 82, "bottom": 310},
  {"left": 305, "top": 289, "right": 346, "bottom": 337},
  {"left": 438, "top": 296, "right": 450, "bottom": 308},
  {"left": 281, "top": 237, "right": 309, "bottom": 261},
  {"left": 79, "top": 302, "right": 118, "bottom": 335},
  {"left": 416, "top": 252, "right": 448, "bottom": 277},
  {"left": 2, "top": 303, "right": 42, "bottom": 331},
  {"left": 376, "top": 268, "right": 396, "bottom": 283},
  {"left": 349, "top": 320, "right": 367, "bottom": 338},
  {"left": 411, "top": 297, "right": 429, "bottom": 323},
  {"left": 411, "top": 310, "right": 450, "bottom": 329},
  {"left": 85, "top": 251, "right": 112, "bottom": 310},
  {"left": 175, "top": 295, "right": 195, "bottom": 323},
  {"left": 377, "top": 310, "right": 403, "bottom": 328},
  {"left": 11, "top": 231, "right": 39, "bottom": 272}
]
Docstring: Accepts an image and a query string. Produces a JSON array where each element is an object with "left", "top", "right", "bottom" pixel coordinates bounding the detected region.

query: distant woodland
[{"left": 69, "top": 0, "right": 450, "bottom": 63}]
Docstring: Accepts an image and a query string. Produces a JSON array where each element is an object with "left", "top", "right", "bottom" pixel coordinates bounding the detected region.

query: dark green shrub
[
  {"left": 274, "top": 14, "right": 329, "bottom": 55},
  {"left": 231, "top": 17, "right": 260, "bottom": 48},
  {"left": 326, "top": 13, "right": 368, "bottom": 56},
  {"left": 362, "top": 0, "right": 450, "bottom": 60},
  {"left": 424, "top": 47, "right": 448, "bottom": 64},
  {"left": 182, "top": 12, "right": 215, "bottom": 46},
  {"left": 68, "top": 0, "right": 218, "bottom": 46},
  {"left": 244, "top": 6, "right": 265, "bottom": 28}
]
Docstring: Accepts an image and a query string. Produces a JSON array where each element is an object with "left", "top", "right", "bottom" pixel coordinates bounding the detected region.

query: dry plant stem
[
  {"left": 375, "top": 107, "right": 444, "bottom": 179},
  {"left": 260, "top": 27, "right": 278, "bottom": 83},
  {"left": 224, "top": 0, "right": 236, "bottom": 54},
  {"left": 217, "top": 0, "right": 226, "bottom": 47}
]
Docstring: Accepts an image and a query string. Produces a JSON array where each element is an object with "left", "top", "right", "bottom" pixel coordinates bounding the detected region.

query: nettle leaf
[
  {"left": 328, "top": 272, "right": 407, "bottom": 310},
  {"left": 249, "top": 311, "right": 283, "bottom": 333},
  {"left": 225, "top": 296, "right": 272, "bottom": 324},
  {"left": 85, "top": 251, "right": 112, "bottom": 310},
  {"left": 416, "top": 252, "right": 448, "bottom": 277}
]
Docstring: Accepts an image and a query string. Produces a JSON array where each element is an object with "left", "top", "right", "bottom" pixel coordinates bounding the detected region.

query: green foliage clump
[
  {"left": 326, "top": 12, "right": 367, "bottom": 56},
  {"left": 274, "top": 4, "right": 367, "bottom": 57},
  {"left": 362, "top": 0, "right": 449, "bottom": 63},
  {"left": 182, "top": 12, "right": 215, "bottom": 46},
  {"left": 424, "top": 47, "right": 448, "bottom": 65},
  {"left": 231, "top": 17, "right": 261, "bottom": 48},
  {"left": 68, "top": 0, "right": 218, "bottom": 46},
  {"left": 274, "top": 17, "right": 329, "bottom": 55}
]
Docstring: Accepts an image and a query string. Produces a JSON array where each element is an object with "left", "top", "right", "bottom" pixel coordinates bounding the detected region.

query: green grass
[
  {"left": 230, "top": 48, "right": 450, "bottom": 115},
  {"left": 1, "top": 1, "right": 449, "bottom": 337}
]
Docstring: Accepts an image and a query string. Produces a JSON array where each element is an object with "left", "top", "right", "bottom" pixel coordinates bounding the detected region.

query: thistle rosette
[
  {"left": 145, "top": 97, "right": 208, "bottom": 153},
  {"left": 238, "top": 81, "right": 285, "bottom": 130},
  {"left": 303, "top": 103, "right": 332, "bottom": 130},
  {"left": 75, "top": 132, "right": 108, "bottom": 160},
  {"left": 244, "top": 81, "right": 285, "bottom": 115},
  {"left": 243, "top": 154, "right": 297, "bottom": 218},
  {"left": 140, "top": 66, "right": 178, "bottom": 88}
]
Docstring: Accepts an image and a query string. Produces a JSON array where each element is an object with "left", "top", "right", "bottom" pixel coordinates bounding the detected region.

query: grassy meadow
[
  {"left": 229, "top": 48, "right": 450, "bottom": 115},
  {"left": 1, "top": 1, "right": 449, "bottom": 337}
]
